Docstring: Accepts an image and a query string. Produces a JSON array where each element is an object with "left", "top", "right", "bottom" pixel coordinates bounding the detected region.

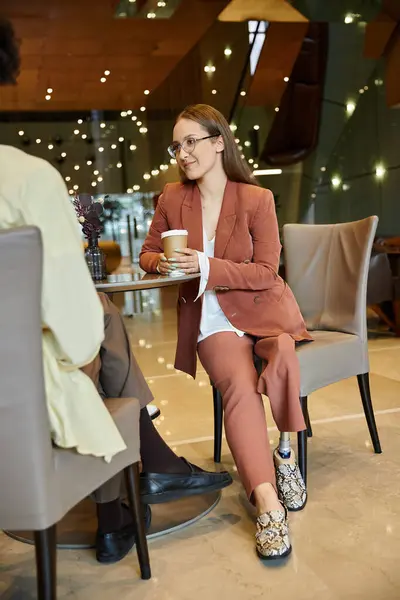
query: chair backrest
[
  {"left": 0, "top": 227, "right": 54, "bottom": 526},
  {"left": 283, "top": 217, "right": 378, "bottom": 341}
]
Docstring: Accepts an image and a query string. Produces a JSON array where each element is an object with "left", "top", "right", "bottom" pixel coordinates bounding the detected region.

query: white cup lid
[{"left": 161, "top": 229, "right": 188, "bottom": 239}]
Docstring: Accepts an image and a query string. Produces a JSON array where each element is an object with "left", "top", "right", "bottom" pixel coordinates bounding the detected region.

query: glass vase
[{"left": 85, "top": 234, "right": 107, "bottom": 281}]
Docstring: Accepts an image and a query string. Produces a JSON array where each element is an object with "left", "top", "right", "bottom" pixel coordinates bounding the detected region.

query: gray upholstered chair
[
  {"left": 0, "top": 227, "right": 150, "bottom": 600},
  {"left": 212, "top": 217, "right": 382, "bottom": 486}
]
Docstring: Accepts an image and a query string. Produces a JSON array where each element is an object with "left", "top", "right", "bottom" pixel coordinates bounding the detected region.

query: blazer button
[
  {"left": 243, "top": 259, "right": 250, "bottom": 264},
  {"left": 254, "top": 295, "right": 261, "bottom": 304}
]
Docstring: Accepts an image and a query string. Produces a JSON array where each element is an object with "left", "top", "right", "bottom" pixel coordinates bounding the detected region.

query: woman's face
[{"left": 172, "top": 118, "right": 224, "bottom": 181}]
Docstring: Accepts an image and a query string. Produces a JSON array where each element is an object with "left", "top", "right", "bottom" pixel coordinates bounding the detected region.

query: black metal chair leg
[
  {"left": 212, "top": 385, "right": 223, "bottom": 463},
  {"left": 125, "top": 463, "right": 151, "bottom": 580},
  {"left": 357, "top": 373, "right": 382, "bottom": 454},
  {"left": 302, "top": 395, "right": 313, "bottom": 438},
  {"left": 34, "top": 525, "right": 57, "bottom": 600},
  {"left": 297, "top": 395, "right": 309, "bottom": 485},
  {"left": 297, "top": 429, "right": 307, "bottom": 486}
]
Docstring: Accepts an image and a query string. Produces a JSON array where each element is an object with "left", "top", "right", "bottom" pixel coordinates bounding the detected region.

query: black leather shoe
[
  {"left": 140, "top": 458, "right": 233, "bottom": 504},
  {"left": 96, "top": 504, "right": 151, "bottom": 564}
]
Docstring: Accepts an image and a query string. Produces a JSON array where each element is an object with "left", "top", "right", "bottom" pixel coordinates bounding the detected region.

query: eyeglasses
[{"left": 167, "top": 134, "right": 219, "bottom": 159}]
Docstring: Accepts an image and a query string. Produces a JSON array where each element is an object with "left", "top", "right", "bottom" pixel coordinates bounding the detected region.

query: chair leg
[
  {"left": 297, "top": 430, "right": 307, "bottom": 486},
  {"left": 212, "top": 385, "right": 223, "bottom": 463},
  {"left": 302, "top": 395, "right": 313, "bottom": 438},
  {"left": 125, "top": 463, "right": 151, "bottom": 580},
  {"left": 297, "top": 396, "right": 308, "bottom": 485},
  {"left": 34, "top": 525, "right": 57, "bottom": 600},
  {"left": 357, "top": 373, "right": 382, "bottom": 454}
]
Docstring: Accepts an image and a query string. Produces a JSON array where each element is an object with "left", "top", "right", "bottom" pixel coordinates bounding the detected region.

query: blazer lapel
[
  {"left": 214, "top": 180, "right": 237, "bottom": 258},
  {"left": 181, "top": 184, "right": 203, "bottom": 252}
]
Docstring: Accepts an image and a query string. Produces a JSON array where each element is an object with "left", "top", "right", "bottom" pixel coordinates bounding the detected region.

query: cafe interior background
[{"left": 1, "top": 1, "right": 400, "bottom": 598}]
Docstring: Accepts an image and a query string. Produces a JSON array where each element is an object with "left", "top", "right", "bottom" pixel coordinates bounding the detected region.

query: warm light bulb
[
  {"left": 121, "top": 111, "right": 127, "bottom": 117},
  {"left": 131, "top": 115, "right": 137, "bottom": 121},
  {"left": 117, "top": 162, "right": 122, "bottom": 168},
  {"left": 212, "top": 89, "right": 217, "bottom": 95},
  {"left": 140, "top": 106, "right": 146, "bottom": 111},
  {"left": 77, "top": 119, "right": 83, "bottom": 124},
  {"left": 74, "top": 129, "right": 79, "bottom": 135},
  {"left": 104, "top": 70, "right": 110, "bottom": 76},
  {"left": 94, "top": 170, "right": 99, "bottom": 176},
  {"left": 331, "top": 176, "right": 341, "bottom": 188},
  {"left": 100, "top": 122, "right": 106, "bottom": 128},
  {"left": 91, "top": 181, "right": 97, "bottom": 187},
  {"left": 144, "top": 89, "right": 150, "bottom": 95},
  {"left": 45, "top": 95, "right": 51, "bottom": 100},
  {"left": 224, "top": 47, "right": 232, "bottom": 57},
  {"left": 284, "top": 77, "right": 289, "bottom": 82},
  {"left": 48, "top": 144, "right": 54, "bottom": 150},
  {"left": 139, "top": 127, "right": 148, "bottom": 134},
  {"left": 97, "top": 176, "right": 103, "bottom": 182},
  {"left": 344, "top": 14, "right": 354, "bottom": 24},
  {"left": 151, "top": 169, "right": 159, "bottom": 176},
  {"left": 36, "top": 139, "right": 41, "bottom": 144},
  {"left": 253, "top": 125, "right": 260, "bottom": 130},
  {"left": 98, "top": 146, "right": 104, "bottom": 152},
  {"left": 47, "top": 88, "right": 53, "bottom": 94},
  {"left": 130, "top": 144, "right": 137, "bottom": 151},
  {"left": 147, "top": 11, "right": 156, "bottom": 18},
  {"left": 73, "top": 185, "right": 79, "bottom": 191},
  {"left": 111, "top": 144, "right": 117, "bottom": 149},
  {"left": 100, "top": 77, "right": 106, "bottom": 83},
  {"left": 240, "top": 90, "right": 246, "bottom": 96},
  {"left": 375, "top": 164, "right": 386, "bottom": 179},
  {"left": 61, "top": 152, "right": 67, "bottom": 158},
  {"left": 346, "top": 101, "right": 356, "bottom": 116},
  {"left": 65, "top": 176, "right": 71, "bottom": 182},
  {"left": 321, "top": 166, "right": 326, "bottom": 172},
  {"left": 230, "top": 124, "right": 237, "bottom": 132},
  {"left": 133, "top": 185, "right": 140, "bottom": 191},
  {"left": 244, "top": 141, "right": 251, "bottom": 147},
  {"left": 274, "top": 107, "right": 279, "bottom": 112},
  {"left": 18, "top": 130, "right": 24, "bottom": 136},
  {"left": 119, "top": 137, "right": 124, "bottom": 142},
  {"left": 74, "top": 165, "right": 80, "bottom": 170},
  {"left": 143, "top": 173, "right": 151, "bottom": 180},
  {"left": 87, "top": 160, "right": 92, "bottom": 165}
]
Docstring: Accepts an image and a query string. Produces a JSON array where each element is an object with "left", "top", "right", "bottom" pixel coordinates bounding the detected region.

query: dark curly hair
[{"left": 0, "top": 18, "right": 20, "bottom": 84}]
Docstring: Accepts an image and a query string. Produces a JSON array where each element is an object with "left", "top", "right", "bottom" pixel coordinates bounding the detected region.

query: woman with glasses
[{"left": 140, "top": 104, "right": 312, "bottom": 560}]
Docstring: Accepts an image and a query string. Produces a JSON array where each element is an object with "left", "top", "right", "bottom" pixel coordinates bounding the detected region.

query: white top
[
  {"left": 197, "top": 228, "right": 245, "bottom": 343},
  {"left": 0, "top": 145, "right": 126, "bottom": 462}
]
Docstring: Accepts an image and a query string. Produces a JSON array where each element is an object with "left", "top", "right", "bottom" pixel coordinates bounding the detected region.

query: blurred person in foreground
[{"left": 0, "top": 19, "right": 231, "bottom": 564}]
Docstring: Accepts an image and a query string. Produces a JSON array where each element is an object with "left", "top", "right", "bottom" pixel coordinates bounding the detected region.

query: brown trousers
[
  {"left": 198, "top": 332, "right": 306, "bottom": 499},
  {"left": 82, "top": 293, "right": 153, "bottom": 502}
]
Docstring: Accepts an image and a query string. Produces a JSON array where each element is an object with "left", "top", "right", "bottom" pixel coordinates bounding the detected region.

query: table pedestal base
[{"left": 5, "top": 492, "right": 220, "bottom": 549}]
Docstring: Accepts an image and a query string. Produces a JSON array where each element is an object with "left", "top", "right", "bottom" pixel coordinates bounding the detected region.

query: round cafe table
[{"left": 7, "top": 270, "right": 221, "bottom": 549}]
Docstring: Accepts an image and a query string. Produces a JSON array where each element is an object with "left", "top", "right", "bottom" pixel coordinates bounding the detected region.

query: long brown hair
[{"left": 175, "top": 104, "right": 259, "bottom": 186}]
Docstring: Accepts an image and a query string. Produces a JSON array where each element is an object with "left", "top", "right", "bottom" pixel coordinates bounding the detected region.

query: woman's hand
[
  {"left": 169, "top": 248, "right": 200, "bottom": 274},
  {"left": 156, "top": 253, "right": 172, "bottom": 275}
]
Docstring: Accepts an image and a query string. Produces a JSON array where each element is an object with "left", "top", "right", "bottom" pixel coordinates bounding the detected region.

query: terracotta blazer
[{"left": 140, "top": 180, "right": 312, "bottom": 377}]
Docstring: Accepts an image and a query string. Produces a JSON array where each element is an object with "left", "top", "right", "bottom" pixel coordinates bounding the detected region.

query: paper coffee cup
[
  {"left": 161, "top": 229, "right": 188, "bottom": 277},
  {"left": 161, "top": 229, "right": 188, "bottom": 259}
]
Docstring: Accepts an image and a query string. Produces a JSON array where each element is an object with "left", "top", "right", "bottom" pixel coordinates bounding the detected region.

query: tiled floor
[{"left": 1, "top": 290, "right": 400, "bottom": 599}]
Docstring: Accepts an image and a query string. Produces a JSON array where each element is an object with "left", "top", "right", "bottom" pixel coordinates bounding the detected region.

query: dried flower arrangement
[{"left": 72, "top": 194, "right": 104, "bottom": 239}]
